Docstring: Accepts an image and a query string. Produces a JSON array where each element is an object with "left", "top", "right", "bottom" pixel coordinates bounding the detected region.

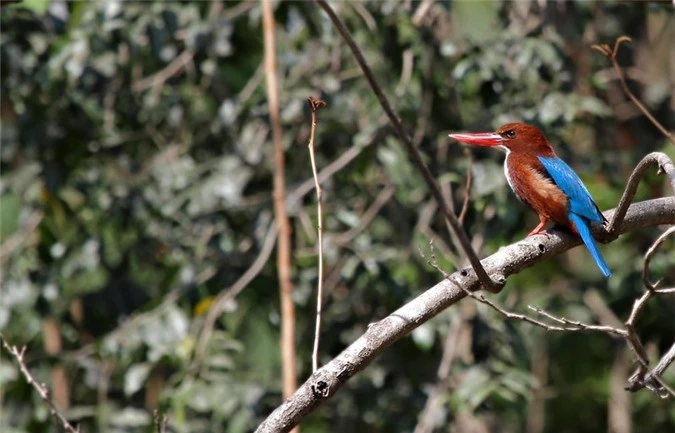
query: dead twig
[
  {"left": 1, "top": 335, "right": 80, "bottom": 433},
  {"left": 315, "top": 0, "right": 499, "bottom": 293},
  {"left": 307, "top": 96, "right": 327, "bottom": 373},
  {"left": 592, "top": 36, "right": 675, "bottom": 145},
  {"left": 445, "top": 224, "right": 675, "bottom": 400}
]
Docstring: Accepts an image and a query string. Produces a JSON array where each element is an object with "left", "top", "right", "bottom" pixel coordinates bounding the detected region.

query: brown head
[{"left": 449, "top": 123, "right": 556, "bottom": 157}]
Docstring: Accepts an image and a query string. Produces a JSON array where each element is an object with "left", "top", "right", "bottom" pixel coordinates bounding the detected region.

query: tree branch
[
  {"left": 315, "top": 0, "right": 499, "bottom": 293},
  {"left": 307, "top": 97, "right": 327, "bottom": 372},
  {"left": 255, "top": 196, "right": 675, "bottom": 433},
  {"left": 1, "top": 335, "right": 80, "bottom": 433},
  {"left": 608, "top": 152, "right": 675, "bottom": 234}
]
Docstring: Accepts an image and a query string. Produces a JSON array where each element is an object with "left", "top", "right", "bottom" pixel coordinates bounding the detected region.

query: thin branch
[
  {"left": 262, "top": 0, "right": 298, "bottom": 405},
  {"left": 192, "top": 119, "right": 385, "bottom": 363},
  {"left": 315, "top": 0, "right": 498, "bottom": 293},
  {"left": 527, "top": 306, "right": 626, "bottom": 337},
  {"left": 332, "top": 184, "right": 395, "bottom": 246},
  {"left": 153, "top": 410, "right": 168, "bottom": 433},
  {"left": 412, "top": 0, "right": 435, "bottom": 27},
  {"left": 289, "top": 116, "right": 387, "bottom": 204},
  {"left": 255, "top": 197, "right": 675, "bottom": 433},
  {"left": 132, "top": 51, "right": 194, "bottom": 93},
  {"left": 458, "top": 150, "right": 473, "bottom": 226},
  {"left": 592, "top": 36, "right": 675, "bottom": 145},
  {"left": 307, "top": 97, "right": 327, "bottom": 373},
  {"left": 642, "top": 226, "right": 675, "bottom": 291},
  {"left": 1, "top": 335, "right": 80, "bottom": 433},
  {"left": 643, "top": 342, "right": 675, "bottom": 393},
  {"left": 607, "top": 152, "right": 675, "bottom": 234},
  {"left": 194, "top": 222, "right": 279, "bottom": 360}
]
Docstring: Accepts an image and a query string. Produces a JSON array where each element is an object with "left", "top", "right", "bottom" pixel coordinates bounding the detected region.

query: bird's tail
[{"left": 569, "top": 213, "right": 611, "bottom": 278}]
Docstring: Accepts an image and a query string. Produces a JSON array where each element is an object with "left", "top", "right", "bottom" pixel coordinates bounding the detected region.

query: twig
[
  {"left": 307, "top": 97, "right": 327, "bottom": 373},
  {"left": 262, "top": 0, "right": 298, "bottom": 406},
  {"left": 289, "top": 116, "right": 387, "bottom": 204},
  {"left": 458, "top": 150, "right": 473, "bottom": 226},
  {"left": 527, "top": 306, "right": 626, "bottom": 337},
  {"left": 607, "top": 152, "right": 675, "bottom": 234},
  {"left": 592, "top": 36, "right": 675, "bottom": 145},
  {"left": 1, "top": 335, "right": 80, "bottom": 433},
  {"left": 395, "top": 49, "right": 414, "bottom": 96},
  {"left": 412, "top": 0, "right": 435, "bottom": 27},
  {"left": 642, "top": 226, "right": 675, "bottom": 290},
  {"left": 315, "top": 0, "right": 499, "bottom": 293},
  {"left": 153, "top": 410, "right": 168, "bottom": 433},
  {"left": 332, "top": 184, "right": 395, "bottom": 246},
  {"left": 255, "top": 197, "right": 675, "bottom": 433},
  {"left": 194, "top": 222, "right": 279, "bottom": 360},
  {"left": 132, "top": 51, "right": 194, "bottom": 93},
  {"left": 642, "top": 342, "right": 675, "bottom": 394},
  {"left": 193, "top": 119, "right": 385, "bottom": 363}
]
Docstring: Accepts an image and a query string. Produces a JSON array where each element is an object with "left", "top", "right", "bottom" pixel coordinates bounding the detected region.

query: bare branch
[
  {"left": 642, "top": 226, "right": 675, "bottom": 291},
  {"left": 315, "top": 0, "right": 499, "bottom": 293},
  {"left": 255, "top": 197, "right": 675, "bottom": 433},
  {"left": 1, "top": 335, "right": 80, "bottom": 433},
  {"left": 607, "top": 152, "right": 675, "bottom": 234},
  {"left": 307, "top": 96, "right": 327, "bottom": 373},
  {"left": 593, "top": 36, "right": 675, "bottom": 145}
]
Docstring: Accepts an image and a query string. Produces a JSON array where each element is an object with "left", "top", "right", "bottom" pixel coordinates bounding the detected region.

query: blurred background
[{"left": 1, "top": 1, "right": 674, "bottom": 432}]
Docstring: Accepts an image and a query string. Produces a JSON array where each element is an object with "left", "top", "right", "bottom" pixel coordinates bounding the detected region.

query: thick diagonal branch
[{"left": 255, "top": 196, "right": 675, "bottom": 433}]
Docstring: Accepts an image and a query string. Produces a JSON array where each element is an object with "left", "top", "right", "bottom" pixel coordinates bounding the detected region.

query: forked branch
[{"left": 1, "top": 335, "right": 80, "bottom": 433}]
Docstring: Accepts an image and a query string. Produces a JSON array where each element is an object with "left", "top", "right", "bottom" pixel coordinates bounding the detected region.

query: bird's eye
[{"left": 503, "top": 129, "right": 516, "bottom": 138}]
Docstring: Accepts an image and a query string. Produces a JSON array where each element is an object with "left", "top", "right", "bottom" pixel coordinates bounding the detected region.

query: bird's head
[{"left": 449, "top": 123, "right": 555, "bottom": 156}]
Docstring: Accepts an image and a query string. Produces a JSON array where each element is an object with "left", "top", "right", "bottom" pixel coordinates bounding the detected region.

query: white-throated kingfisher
[{"left": 449, "top": 123, "right": 611, "bottom": 277}]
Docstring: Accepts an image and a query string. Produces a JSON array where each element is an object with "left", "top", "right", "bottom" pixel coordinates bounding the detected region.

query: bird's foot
[{"left": 527, "top": 229, "right": 550, "bottom": 238}]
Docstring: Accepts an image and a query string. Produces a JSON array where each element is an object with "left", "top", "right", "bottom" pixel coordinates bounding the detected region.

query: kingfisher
[{"left": 449, "top": 122, "right": 611, "bottom": 277}]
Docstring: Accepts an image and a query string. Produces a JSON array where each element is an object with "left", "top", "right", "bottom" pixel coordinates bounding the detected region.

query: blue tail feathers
[{"left": 568, "top": 213, "right": 611, "bottom": 278}]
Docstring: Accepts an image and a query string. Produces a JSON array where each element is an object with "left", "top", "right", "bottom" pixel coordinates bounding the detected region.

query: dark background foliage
[{"left": 1, "top": 1, "right": 674, "bottom": 432}]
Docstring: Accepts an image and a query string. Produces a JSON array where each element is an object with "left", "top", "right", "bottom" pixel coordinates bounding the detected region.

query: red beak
[{"left": 448, "top": 132, "right": 503, "bottom": 147}]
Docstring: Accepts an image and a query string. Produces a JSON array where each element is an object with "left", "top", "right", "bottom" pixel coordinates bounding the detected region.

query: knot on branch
[{"left": 311, "top": 379, "right": 330, "bottom": 398}]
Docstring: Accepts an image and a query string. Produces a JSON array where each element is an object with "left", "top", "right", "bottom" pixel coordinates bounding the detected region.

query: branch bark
[{"left": 255, "top": 196, "right": 675, "bottom": 433}]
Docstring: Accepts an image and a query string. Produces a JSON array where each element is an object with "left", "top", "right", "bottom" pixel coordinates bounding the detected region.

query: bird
[{"left": 448, "top": 122, "right": 611, "bottom": 277}]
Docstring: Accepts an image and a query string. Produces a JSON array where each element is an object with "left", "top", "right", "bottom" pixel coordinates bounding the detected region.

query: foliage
[{"left": 1, "top": 1, "right": 674, "bottom": 433}]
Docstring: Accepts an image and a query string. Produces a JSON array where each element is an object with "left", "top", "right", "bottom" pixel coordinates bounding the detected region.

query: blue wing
[{"left": 537, "top": 156, "right": 605, "bottom": 223}]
